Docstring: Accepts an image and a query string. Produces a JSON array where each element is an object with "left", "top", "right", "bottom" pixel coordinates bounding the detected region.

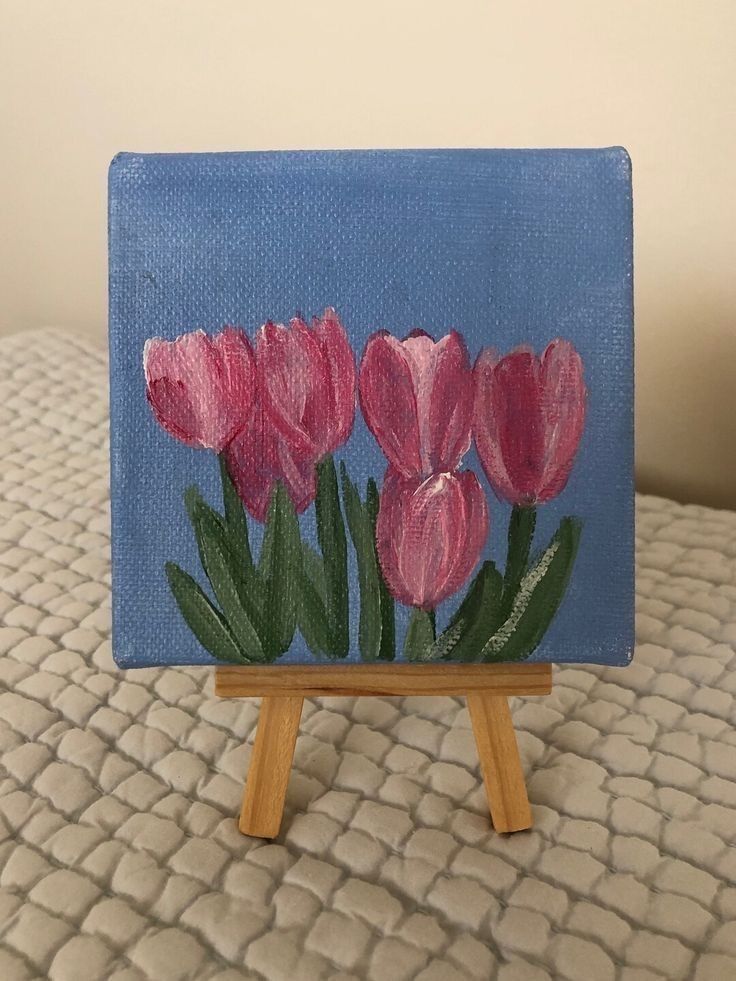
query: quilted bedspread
[{"left": 0, "top": 328, "right": 735, "bottom": 981}]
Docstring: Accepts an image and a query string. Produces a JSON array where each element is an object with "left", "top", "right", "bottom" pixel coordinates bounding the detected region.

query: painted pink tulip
[
  {"left": 144, "top": 328, "right": 256, "bottom": 452},
  {"left": 255, "top": 307, "right": 356, "bottom": 460},
  {"left": 224, "top": 404, "right": 317, "bottom": 522},
  {"left": 359, "top": 329, "right": 474, "bottom": 479},
  {"left": 376, "top": 468, "right": 489, "bottom": 610},
  {"left": 473, "top": 339, "right": 587, "bottom": 506}
]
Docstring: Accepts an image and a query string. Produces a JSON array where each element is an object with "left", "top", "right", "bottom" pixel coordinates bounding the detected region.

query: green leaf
[
  {"left": 184, "top": 495, "right": 266, "bottom": 662},
  {"left": 297, "top": 544, "right": 332, "bottom": 655},
  {"left": 366, "top": 477, "right": 395, "bottom": 661},
  {"left": 341, "top": 465, "right": 380, "bottom": 661},
  {"left": 260, "top": 483, "right": 301, "bottom": 658},
  {"left": 185, "top": 486, "right": 265, "bottom": 639},
  {"left": 218, "top": 454, "right": 254, "bottom": 580},
  {"left": 165, "top": 562, "right": 247, "bottom": 664},
  {"left": 403, "top": 607, "right": 436, "bottom": 662},
  {"left": 185, "top": 485, "right": 226, "bottom": 538},
  {"left": 302, "top": 542, "right": 328, "bottom": 601},
  {"left": 432, "top": 560, "right": 504, "bottom": 662},
  {"left": 316, "top": 456, "right": 349, "bottom": 657},
  {"left": 480, "top": 516, "right": 582, "bottom": 662}
]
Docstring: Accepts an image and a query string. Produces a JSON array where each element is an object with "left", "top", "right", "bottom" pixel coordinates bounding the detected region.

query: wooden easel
[{"left": 215, "top": 663, "right": 551, "bottom": 838}]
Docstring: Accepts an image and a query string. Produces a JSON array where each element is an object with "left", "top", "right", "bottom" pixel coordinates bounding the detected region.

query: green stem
[
  {"left": 403, "top": 607, "right": 436, "bottom": 661},
  {"left": 315, "top": 455, "right": 350, "bottom": 657},
  {"left": 366, "top": 477, "right": 396, "bottom": 661},
  {"left": 500, "top": 504, "right": 536, "bottom": 619}
]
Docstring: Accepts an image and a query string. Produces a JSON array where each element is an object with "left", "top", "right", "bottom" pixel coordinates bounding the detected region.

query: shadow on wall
[{"left": 636, "top": 293, "right": 736, "bottom": 511}]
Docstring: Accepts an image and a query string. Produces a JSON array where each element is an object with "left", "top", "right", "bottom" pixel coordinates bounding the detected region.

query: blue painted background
[{"left": 109, "top": 149, "right": 634, "bottom": 668}]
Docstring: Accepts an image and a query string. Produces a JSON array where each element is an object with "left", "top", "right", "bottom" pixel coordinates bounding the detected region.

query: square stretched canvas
[{"left": 109, "top": 148, "right": 633, "bottom": 669}]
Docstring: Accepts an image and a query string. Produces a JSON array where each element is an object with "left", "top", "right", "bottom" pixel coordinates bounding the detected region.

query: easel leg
[
  {"left": 239, "top": 696, "right": 303, "bottom": 838},
  {"left": 467, "top": 693, "right": 532, "bottom": 833}
]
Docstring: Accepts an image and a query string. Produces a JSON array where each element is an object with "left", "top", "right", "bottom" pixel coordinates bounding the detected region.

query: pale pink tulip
[
  {"left": 473, "top": 339, "right": 587, "bottom": 506},
  {"left": 359, "top": 329, "right": 474, "bottom": 479},
  {"left": 144, "top": 328, "right": 256, "bottom": 452},
  {"left": 376, "top": 468, "right": 489, "bottom": 610}
]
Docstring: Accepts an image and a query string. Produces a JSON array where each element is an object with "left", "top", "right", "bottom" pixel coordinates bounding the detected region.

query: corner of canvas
[{"left": 603, "top": 145, "right": 632, "bottom": 182}]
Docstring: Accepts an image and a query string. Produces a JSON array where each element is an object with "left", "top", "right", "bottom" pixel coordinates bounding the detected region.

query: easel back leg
[
  {"left": 239, "top": 696, "right": 304, "bottom": 838},
  {"left": 467, "top": 692, "right": 532, "bottom": 833}
]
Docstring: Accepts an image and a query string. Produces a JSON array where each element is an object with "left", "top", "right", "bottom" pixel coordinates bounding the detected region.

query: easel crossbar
[
  {"left": 215, "top": 662, "right": 552, "bottom": 698},
  {"left": 216, "top": 662, "right": 551, "bottom": 837}
]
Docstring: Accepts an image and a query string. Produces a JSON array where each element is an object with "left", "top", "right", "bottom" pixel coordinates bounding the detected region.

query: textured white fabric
[{"left": 1, "top": 328, "right": 735, "bottom": 980}]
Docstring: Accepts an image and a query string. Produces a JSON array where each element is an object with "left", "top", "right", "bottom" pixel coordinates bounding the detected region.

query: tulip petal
[
  {"left": 375, "top": 468, "right": 409, "bottom": 605},
  {"left": 473, "top": 348, "right": 518, "bottom": 503},
  {"left": 376, "top": 469, "right": 489, "bottom": 610},
  {"left": 361, "top": 329, "right": 474, "bottom": 479},
  {"left": 359, "top": 332, "right": 423, "bottom": 478},
  {"left": 426, "top": 331, "right": 474, "bottom": 473},
  {"left": 144, "top": 328, "right": 256, "bottom": 452},
  {"left": 473, "top": 340, "right": 587, "bottom": 506},
  {"left": 311, "top": 308, "right": 357, "bottom": 454},
  {"left": 398, "top": 473, "right": 457, "bottom": 609},
  {"left": 145, "top": 375, "right": 200, "bottom": 447},
  {"left": 225, "top": 405, "right": 317, "bottom": 523},
  {"left": 537, "top": 339, "right": 587, "bottom": 501},
  {"left": 212, "top": 327, "right": 258, "bottom": 433},
  {"left": 492, "top": 350, "right": 546, "bottom": 502},
  {"left": 255, "top": 319, "right": 330, "bottom": 457},
  {"left": 444, "top": 470, "right": 490, "bottom": 598}
]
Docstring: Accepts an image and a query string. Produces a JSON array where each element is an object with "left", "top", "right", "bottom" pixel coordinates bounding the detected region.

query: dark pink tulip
[
  {"left": 144, "top": 328, "right": 256, "bottom": 452},
  {"left": 376, "top": 468, "right": 489, "bottom": 611},
  {"left": 224, "top": 404, "right": 316, "bottom": 523},
  {"left": 359, "top": 329, "right": 474, "bottom": 479},
  {"left": 255, "top": 307, "right": 356, "bottom": 460},
  {"left": 473, "top": 339, "right": 587, "bottom": 506}
]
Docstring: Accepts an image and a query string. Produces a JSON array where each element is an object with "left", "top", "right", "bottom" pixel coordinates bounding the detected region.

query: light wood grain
[
  {"left": 239, "top": 696, "right": 303, "bottom": 838},
  {"left": 216, "top": 662, "right": 552, "bottom": 697},
  {"left": 467, "top": 692, "right": 532, "bottom": 833},
  {"left": 226, "top": 665, "right": 549, "bottom": 837}
]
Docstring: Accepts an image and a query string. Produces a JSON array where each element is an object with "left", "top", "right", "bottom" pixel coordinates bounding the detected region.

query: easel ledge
[{"left": 216, "top": 662, "right": 552, "bottom": 839}]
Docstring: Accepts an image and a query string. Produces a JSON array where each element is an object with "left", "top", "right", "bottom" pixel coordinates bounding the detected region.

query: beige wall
[{"left": 1, "top": 1, "right": 735, "bottom": 508}]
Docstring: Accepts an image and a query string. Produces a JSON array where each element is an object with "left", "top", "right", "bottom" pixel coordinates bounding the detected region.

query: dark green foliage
[
  {"left": 500, "top": 505, "right": 537, "bottom": 620},
  {"left": 165, "top": 562, "right": 249, "bottom": 664},
  {"left": 403, "top": 607, "right": 436, "bottom": 661},
  {"left": 434, "top": 560, "right": 504, "bottom": 662},
  {"left": 259, "top": 483, "right": 301, "bottom": 657},
  {"left": 166, "top": 456, "right": 581, "bottom": 667},
  {"left": 297, "top": 543, "right": 333, "bottom": 655},
  {"left": 315, "top": 456, "right": 350, "bottom": 657},
  {"left": 168, "top": 461, "right": 302, "bottom": 664},
  {"left": 184, "top": 487, "right": 265, "bottom": 661},
  {"left": 479, "top": 516, "right": 582, "bottom": 662},
  {"left": 341, "top": 464, "right": 395, "bottom": 661},
  {"left": 428, "top": 515, "right": 581, "bottom": 664}
]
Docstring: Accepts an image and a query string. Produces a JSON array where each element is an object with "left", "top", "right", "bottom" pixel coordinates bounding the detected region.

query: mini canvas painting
[{"left": 109, "top": 148, "right": 633, "bottom": 668}]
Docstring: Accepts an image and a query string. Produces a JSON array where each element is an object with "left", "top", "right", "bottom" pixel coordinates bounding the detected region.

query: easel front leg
[
  {"left": 240, "top": 696, "right": 304, "bottom": 838},
  {"left": 467, "top": 692, "right": 532, "bottom": 833}
]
